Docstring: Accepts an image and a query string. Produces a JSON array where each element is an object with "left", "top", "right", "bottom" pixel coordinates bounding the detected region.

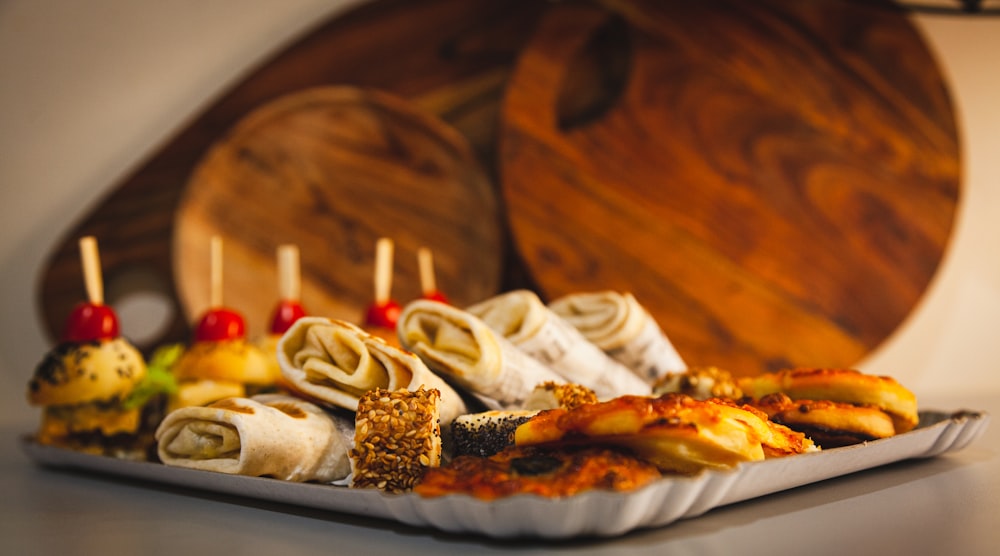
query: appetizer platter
[
  {"left": 20, "top": 0, "right": 980, "bottom": 543},
  {"left": 22, "top": 235, "right": 990, "bottom": 539}
]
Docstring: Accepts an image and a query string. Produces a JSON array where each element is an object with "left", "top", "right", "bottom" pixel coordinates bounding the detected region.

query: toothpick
[
  {"left": 277, "top": 244, "right": 300, "bottom": 301},
  {"left": 78, "top": 236, "right": 104, "bottom": 305},
  {"left": 210, "top": 235, "right": 223, "bottom": 308},
  {"left": 418, "top": 246, "right": 437, "bottom": 295},
  {"left": 373, "top": 237, "right": 394, "bottom": 304}
]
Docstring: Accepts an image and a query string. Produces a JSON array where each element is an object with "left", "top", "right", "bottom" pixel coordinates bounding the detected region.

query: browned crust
[
  {"left": 414, "top": 445, "right": 662, "bottom": 500},
  {"left": 513, "top": 394, "right": 814, "bottom": 474},
  {"left": 738, "top": 368, "right": 918, "bottom": 434},
  {"left": 743, "top": 392, "right": 897, "bottom": 448},
  {"left": 652, "top": 366, "right": 743, "bottom": 400}
]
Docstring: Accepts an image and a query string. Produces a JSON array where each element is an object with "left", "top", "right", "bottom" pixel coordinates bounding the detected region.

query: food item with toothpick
[
  {"left": 268, "top": 244, "right": 308, "bottom": 335},
  {"left": 170, "top": 236, "right": 274, "bottom": 410},
  {"left": 26, "top": 236, "right": 160, "bottom": 458},
  {"left": 417, "top": 247, "right": 448, "bottom": 303},
  {"left": 258, "top": 244, "right": 308, "bottom": 379},
  {"left": 363, "top": 237, "right": 402, "bottom": 345}
]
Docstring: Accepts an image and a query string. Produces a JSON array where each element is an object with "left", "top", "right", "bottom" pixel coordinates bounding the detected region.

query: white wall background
[{"left": 2, "top": 1, "right": 998, "bottom": 428}]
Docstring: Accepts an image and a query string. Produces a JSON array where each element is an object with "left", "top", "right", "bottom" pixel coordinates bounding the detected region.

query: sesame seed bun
[{"left": 27, "top": 338, "right": 147, "bottom": 407}]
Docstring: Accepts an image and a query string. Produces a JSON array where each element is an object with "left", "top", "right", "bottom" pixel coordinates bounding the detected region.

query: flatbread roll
[
  {"left": 548, "top": 291, "right": 686, "bottom": 382},
  {"left": 397, "top": 300, "right": 565, "bottom": 409},
  {"left": 467, "top": 290, "right": 652, "bottom": 399},
  {"left": 276, "top": 316, "right": 467, "bottom": 427},
  {"left": 155, "top": 394, "right": 352, "bottom": 482}
]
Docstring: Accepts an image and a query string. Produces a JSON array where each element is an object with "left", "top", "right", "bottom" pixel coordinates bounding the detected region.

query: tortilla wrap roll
[
  {"left": 155, "top": 393, "right": 352, "bottom": 482},
  {"left": 276, "top": 316, "right": 467, "bottom": 427},
  {"left": 467, "top": 289, "right": 651, "bottom": 399},
  {"left": 397, "top": 300, "right": 565, "bottom": 410},
  {"left": 549, "top": 291, "right": 687, "bottom": 382}
]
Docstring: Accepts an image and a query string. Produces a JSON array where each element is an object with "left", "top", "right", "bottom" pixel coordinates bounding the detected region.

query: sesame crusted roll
[
  {"left": 523, "top": 381, "right": 599, "bottom": 411},
  {"left": 350, "top": 387, "right": 442, "bottom": 493},
  {"left": 652, "top": 366, "right": 743, "bottom": 400}
]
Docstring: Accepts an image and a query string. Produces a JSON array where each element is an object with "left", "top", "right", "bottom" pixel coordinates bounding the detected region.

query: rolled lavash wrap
[
  {"left": 548, "top": 291, "right": 687, "bottom": 382},
  {"left": 276, "top": 316, "right": 467, "bottom": 428},
  {"left": 466, "top": 290, "right": 651, "bottom": 399},
  {"left": 397, "top": 300, "right": 566, "bottom": 410},
  {"left": 155, "top": 393, "right": 352, "bottom": 482}
]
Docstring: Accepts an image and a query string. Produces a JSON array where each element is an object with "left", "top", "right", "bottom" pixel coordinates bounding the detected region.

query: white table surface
[{"left": 2, "top": 391, "right": 995, "bottom": 556}]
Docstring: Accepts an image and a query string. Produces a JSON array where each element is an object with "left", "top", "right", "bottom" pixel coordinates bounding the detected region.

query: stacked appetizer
[
  {"left": 27, "top": 237, "right": 922, "bottom": 501},
  {"left": 168, "top": 237, "right": 275, "bottom": 410},
  {"left": 26, "top": 237, "right": 171, "bottom": 459}
]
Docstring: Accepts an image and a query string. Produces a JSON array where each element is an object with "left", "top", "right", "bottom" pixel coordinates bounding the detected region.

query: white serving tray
[{"left": 21, "top": 409, "right": 989, "bottom": 539}]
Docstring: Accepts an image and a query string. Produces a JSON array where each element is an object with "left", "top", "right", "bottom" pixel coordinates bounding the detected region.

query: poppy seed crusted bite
[{"left": 451, "top": 410, "right": 538, "bottom": 458}]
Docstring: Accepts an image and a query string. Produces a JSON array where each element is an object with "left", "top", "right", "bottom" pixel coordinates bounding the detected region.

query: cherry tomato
[
  {"left": 61, "top": 302, "right": 120, "bottom": 342},
  {"left": 365, "top": 300, "right": 401, "bottom": 330},
  {"left": 269, "top": 300, "right": 306, "bottom": 335},
  {"left": 421, "top": 290, "right": 449, "bottom": 304},
  {"left": 194, "top": 308, "right": 246, "bottom": 342}
]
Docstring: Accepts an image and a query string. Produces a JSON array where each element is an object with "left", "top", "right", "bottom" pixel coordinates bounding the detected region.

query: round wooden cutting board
[
  {"left": 37, "top": 0, "right": 548, "bottom": 349},
  {"left": 499, "top": 0, "right": 961, "bottom": 375},
  {"left": 175, "top": 86, "right": 501, "bottom": 338}
]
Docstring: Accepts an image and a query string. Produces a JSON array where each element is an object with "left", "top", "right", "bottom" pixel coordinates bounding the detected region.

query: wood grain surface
[
  {"left": 499, "top": 0, "right": 961, "bottom": 375},
  {"left": 38, "top": 0, "right": 960, "bottom": 375},
  {"left": 38, "top": 0, "right": 548, "bottom": 348},
  {"left": 175, "top": 86, "right": 499, "bottom": 336}
]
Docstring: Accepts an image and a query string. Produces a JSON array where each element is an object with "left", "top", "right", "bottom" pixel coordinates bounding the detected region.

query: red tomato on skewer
[
  {"left": 421, "top": 290, "right": 449, "bottom": 304},
  {"left": 365, "top": 300, "right": 401, "bottom": 330},
  {"left": 269, "top": 299, "right": 307, "bottom": 335},
  {"left": 194, "top": 307, "right": 246, "bottom": 342},
  {"left": 61, "top": 302, "right": 120, "bottom": 342}
]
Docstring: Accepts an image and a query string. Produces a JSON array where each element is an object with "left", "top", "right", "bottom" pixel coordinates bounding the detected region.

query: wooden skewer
[
  {"left": 78, "top": 236, "right": 104, "bottom": 305},
  {"left": 417, "top": 246, "right": 436, "bottom": 295},
  {"left": 277, "top": 244, "right": 300, "bottom": 301},
  {"left": 373, "top": 237, "right": 394, "bottom": 305},
  {"left": 209, "top": 235, "right": 223, "bottom": 308}
]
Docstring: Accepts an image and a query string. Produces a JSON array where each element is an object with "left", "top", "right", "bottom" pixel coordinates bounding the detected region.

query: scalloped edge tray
[{"left": 21, "top": 409, "right": 989, "bottom": 539}]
